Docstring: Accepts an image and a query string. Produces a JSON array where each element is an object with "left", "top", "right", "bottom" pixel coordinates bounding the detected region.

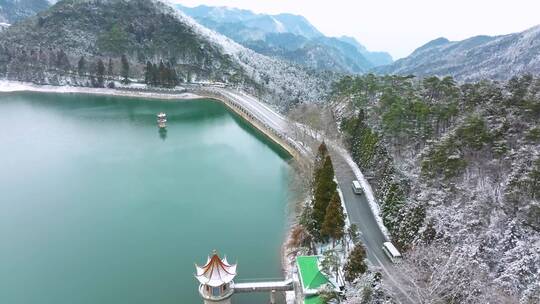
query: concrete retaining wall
[{"left": 191, "top": 88, "right": 304, "bottom": 161}]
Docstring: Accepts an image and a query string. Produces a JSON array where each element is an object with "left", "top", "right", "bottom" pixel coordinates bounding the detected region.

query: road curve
[
  {"left": 330, "top": 149, "right": 416, "bottom": 304},
  {"left": 200, "top": 87, "right": 416, "bottom": 303}
]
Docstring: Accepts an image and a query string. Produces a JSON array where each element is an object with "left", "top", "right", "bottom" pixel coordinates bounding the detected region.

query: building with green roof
[{"left": 296, "top": 256, "right": 336, "bottom": 304}]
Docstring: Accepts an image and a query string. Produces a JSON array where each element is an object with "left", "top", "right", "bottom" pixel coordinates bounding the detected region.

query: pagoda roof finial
[{"left": 195, "top": 251, "right": 237, "bottom": 287}]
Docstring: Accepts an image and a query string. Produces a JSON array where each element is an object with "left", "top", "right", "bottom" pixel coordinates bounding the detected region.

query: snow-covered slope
[
  {"left": 377, "top": 25, "right": 540, "bottom": 81},
  {"left": 0, "top": 0, "right": 331, "bottom": 108},
  {"left": 332, "top": 74, "right": 540, "bottom": 303},
  {"left": 165, "top": 3, "right": 332, "bottom": 107}
]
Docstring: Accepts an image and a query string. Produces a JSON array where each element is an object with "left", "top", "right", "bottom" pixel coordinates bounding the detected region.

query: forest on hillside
[{"left": 331, "top": 74, "right": 540, "bottom": 303}]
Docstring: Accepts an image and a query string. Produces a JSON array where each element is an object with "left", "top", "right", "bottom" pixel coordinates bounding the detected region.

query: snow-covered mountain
[
  {"left": 0, "top": 0, "right": 50, "bottom": 23},
  {"left": 0, "top": 0, "right": 331, "bottom": 108},
  {"left": 338, "top": 35, "right": 393, "bottom": 67},
  {"left": 176, "top": 3, "right": 393, "bottom": 73},
  {"left": 377, "top": 25, "right": 540, "bottom": 81},
  {"left": 176, "top": 4, "right": 323, "bottom": 39}
]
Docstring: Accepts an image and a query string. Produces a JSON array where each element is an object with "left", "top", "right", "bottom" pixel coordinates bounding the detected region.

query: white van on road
[
  {"left": 352, "top": 180, "right": 363, "bottom": 195},
  {"left": 382, "top": 242, "right": 402, "bottom": 263}
]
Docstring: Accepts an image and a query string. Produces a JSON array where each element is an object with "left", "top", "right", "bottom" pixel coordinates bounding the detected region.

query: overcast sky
[{"left": 170, "top": 0, "right": 540, "bottom": 59}]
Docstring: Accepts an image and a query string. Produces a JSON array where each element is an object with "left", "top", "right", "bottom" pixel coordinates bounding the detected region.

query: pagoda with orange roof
[{"left": 195, "top": 250, "right": 237, "bottom": 304}]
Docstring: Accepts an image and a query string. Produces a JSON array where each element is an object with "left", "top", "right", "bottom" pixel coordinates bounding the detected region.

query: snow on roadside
[
  {"left": 291, "top": 121, "right": 390, "bottom": 239},
  {"left": 336, "top": 183, "right": 352, "bottom": 229},
  {"left": 256, "top": 103, "right": 390, "bottom": 241},
  {"left": 334, "top": 145, "right": 390, "bottom": 240}
]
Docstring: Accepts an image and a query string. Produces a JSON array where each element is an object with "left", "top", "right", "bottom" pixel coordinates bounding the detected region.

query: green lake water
[{"left": 0, "top": 92, "right": 292, "bottom": 304}]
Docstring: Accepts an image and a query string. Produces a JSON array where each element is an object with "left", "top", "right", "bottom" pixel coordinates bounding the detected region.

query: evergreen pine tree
[
  {"left": 121, "top": 54, "right": 129, "bottom": 84},
  {"left": 165, "top": 62, "right": 178, "bottom": 88},
  {"left": 77, "top": 56, "right": 86, "bottom": 76},
  {"left": 321, "top": 191, "right": 345, "bottom": 245},
  {"left": 344, "top": 244, "right": 368, "bottom": 283},
  {"left": 96, "top": 59, "right": 105, "bottom": 88},
  {"left": 107, "top": 58, "right": 113, "bottom": 76},
  {"left": 320, "top": 249, "right": 340, "bottom": 281},
  {"left": 318, "top": 285, "right": 339, "bottom": 303},
  {"left": 151, "top": 63, "right": 159, "bottom": 86},
  {"left": 312, "top": 155, "right": 337, "bottom": 239},
  {"left": 170, "top": 65, "right": 179, "bottom": 86},
  {"left": 144, "top": 61, "right": 152, "bottom": 85},
  {"left": 347, "top": 224, "right": 360, "bottom": 245},
  {"left": 158, "top": 61, "right": 166, "bottom": 87},
  {"left": 312, "top": 142, "right": 329, "bottom": 187},
  {"left": 165, "top": 62, "right": 172, "bottom": 87},
  {"left": 56, "top": 50, "right": 71, "bottom": 71},
  {"left": 299, "top": 204, "right": 318, "bottom": 244},
  {"left": 315, "top": 142, "right": 329, "bottom": 169}
]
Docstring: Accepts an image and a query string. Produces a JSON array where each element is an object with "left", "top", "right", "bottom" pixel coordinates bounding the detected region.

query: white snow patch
[{"left": 271, "top": 16, "right": 286, "bottom": 33}]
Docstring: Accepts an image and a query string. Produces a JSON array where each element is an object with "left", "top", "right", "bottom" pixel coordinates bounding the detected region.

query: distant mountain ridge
[
  {"left": 337, "top": 35, "right": 393, "bottom": 67},
  {"left": 377, "top": 25, "right": 540, "bottom": 81},
  {"left": 177, "top": 4, "right": 323, "bottom": 39},
  {"left": 177, "top": 3, "right": 393, "bottom": 74},
  {"left": 0, "top": 0, "right": 50, "bottom": 24}
]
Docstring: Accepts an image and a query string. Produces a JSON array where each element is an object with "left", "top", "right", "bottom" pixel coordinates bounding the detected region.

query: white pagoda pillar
[{"left": 195, "top": 251, "right": 237, "bottom": 304}]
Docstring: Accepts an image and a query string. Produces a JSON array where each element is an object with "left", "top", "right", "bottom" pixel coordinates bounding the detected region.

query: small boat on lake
[{"left": 157, "top": 112, "right": 167, "bottom": 129}]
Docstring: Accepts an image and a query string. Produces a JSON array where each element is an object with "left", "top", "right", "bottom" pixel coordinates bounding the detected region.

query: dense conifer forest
[{"left": 331, "top": 74, "right": 540, "bottom": 302}]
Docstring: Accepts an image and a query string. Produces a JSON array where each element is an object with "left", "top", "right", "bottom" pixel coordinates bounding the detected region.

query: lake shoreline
[
  {"left": 0, "top": 80, "right": 203, "bottom": 100},
  {"left": 1, "top": 80, "right": 305, "bottom": 302},
  {"left": 0, "top": 80, "right": 303, "bottom": 160}
]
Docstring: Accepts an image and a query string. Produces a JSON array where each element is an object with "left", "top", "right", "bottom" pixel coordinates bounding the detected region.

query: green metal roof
[
  {"left": 304, "top": 295, "right": 323, "bottom": 304},
  {"left": 297, "top": 256, "right": 331, "bottom": 290}
]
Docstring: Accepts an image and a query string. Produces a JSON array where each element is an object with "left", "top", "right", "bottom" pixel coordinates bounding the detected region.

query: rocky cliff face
[{"left": 377, "top": 25, "right": 540, "bottom": 82}]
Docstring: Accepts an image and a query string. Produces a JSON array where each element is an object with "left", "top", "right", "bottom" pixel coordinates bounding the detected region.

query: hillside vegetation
[
  {"left": 332, "top": 74, "right": 540, "bottom": 303},
  {"left": 0, "top": 0, "right": 241, "bottom": 84},
  {"left": 0, "top": 0, "right": 331, "bottom": 109}
]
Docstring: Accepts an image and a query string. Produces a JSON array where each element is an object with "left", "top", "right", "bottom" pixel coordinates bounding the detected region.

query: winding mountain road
[
  {"left": 205, "top": 87, "right": 416, "bottom": 303},
  {"left": 330, "top": 150, "right": 416, "bottom": 303}
]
